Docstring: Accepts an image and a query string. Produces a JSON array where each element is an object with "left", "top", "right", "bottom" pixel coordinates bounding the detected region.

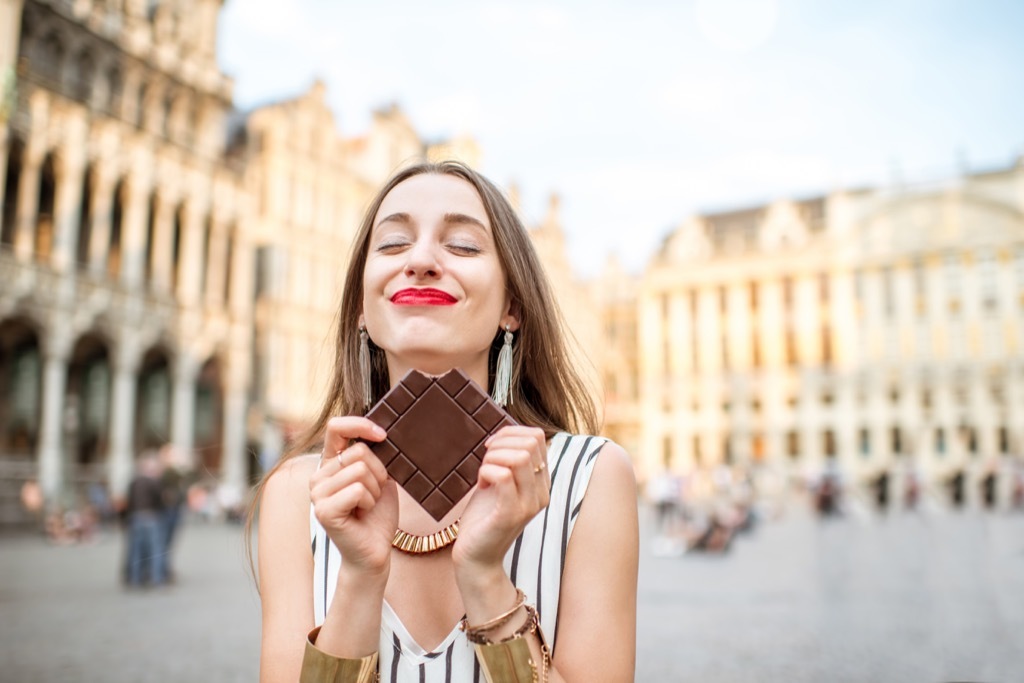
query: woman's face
[{"left": 361, "top": 173, "right": 518, "bottom": 386}]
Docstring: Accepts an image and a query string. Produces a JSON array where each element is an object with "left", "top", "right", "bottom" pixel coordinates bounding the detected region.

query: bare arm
[
  {"left": 258, "top": 455, "right": 317, "bottom": 683},
  {"left": 551, "top": 442, "right": 639, "bottom": 682},
  {"left": 259, "top": 417, "right": 396, "bottom": 683},
  {"left": 454, "top": 435, "right": 639, "bottom": 682}
]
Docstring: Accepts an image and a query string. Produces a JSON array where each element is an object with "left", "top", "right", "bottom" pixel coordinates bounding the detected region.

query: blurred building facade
[
  {"left": 0, "top": 0, "right": 251, "bottom": 523},
  {"left": 2, "top": 2, "right": 1022, "bottom": 526},
  {"left": 626, "top": 164, "right": 1024, "bottom": 501},
  {"left": 0, "top": 0, "right": 557, "bottom": 525}
]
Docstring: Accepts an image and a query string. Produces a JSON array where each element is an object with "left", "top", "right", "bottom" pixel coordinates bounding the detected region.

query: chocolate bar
[{"left": 365, "top": 368, "right": 517, "bottom": 520}]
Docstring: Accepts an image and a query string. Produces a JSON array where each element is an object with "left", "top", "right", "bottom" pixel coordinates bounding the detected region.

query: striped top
[{"left": 311, "top": 432, "right": 609, "bottom": 682}]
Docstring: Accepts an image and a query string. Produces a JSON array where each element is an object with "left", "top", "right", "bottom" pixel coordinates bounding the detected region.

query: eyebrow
[{"left": 373, "top": 212, "right": 488, "bottom": 231}]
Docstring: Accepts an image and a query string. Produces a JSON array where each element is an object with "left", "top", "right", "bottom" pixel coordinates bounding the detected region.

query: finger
[
  {"left": 311, "top": 459, "right": 382, "bottom": 503},
  {"left": 336, "top": 442, "right": 388, "bottom": 486},
  {"left": 323, "top": 416, "right": 387, "bottom": 459},
  {"left": 482, "top": 447, "right": 538, "bottom": 504},
  {"left": 486, "top": 433, "right": 549, "bottom": 479},
  {"left": 313, "top": 482, "right": 379, "bottom": 522},
  {"left": 486, "top": 428, "right": 548, "bottom": 470},
  {"left": 485, "top": 425, "right": 545, "bottom": 448}
]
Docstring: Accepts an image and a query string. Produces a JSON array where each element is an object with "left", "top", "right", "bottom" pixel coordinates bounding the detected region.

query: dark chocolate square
[{"left": 364, "top": 368, "right": 517, "bottom": 520}]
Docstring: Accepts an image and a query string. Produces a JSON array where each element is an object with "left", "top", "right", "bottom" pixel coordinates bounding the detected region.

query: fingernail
[{"left": 374, "top": 425, "right": 386, "bottom": 438}]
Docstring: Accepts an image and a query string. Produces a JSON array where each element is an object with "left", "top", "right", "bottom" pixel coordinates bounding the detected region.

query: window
[
  {"left": 859, "top": 428, "right": 871, "bottom": 457},
  {"left": 882, "top": 266, "right": 895, "bottom": 318},
  {"left": 891, "top": 427, "right": 902, "bottom": 455},
  {"left": 976, "top": 250, "right": 998, "bottom": 312},
  {"left": 945, "top": 253, "right": 961, "bottom": 313},
  {"left": 786, "top": 431, "right": 800, "bottom": 459},
  {"left": 689, "top": 290, "right": 699, "bottom": 372},
  {"left": 824, "top": 430, "right": 836, "bottom": 457},
  {"left": 912, "top": 258, "right": 927, "bottom": 315}
]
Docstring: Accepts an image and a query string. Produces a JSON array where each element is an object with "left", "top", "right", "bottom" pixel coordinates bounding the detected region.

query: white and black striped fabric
[{"left": 311, "top": 432, "right": 609, "bottom": 682}]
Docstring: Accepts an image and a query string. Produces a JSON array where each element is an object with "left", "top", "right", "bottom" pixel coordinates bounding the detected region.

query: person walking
[{"left": 124, "top": 451, "right": 167, "bottom": 588}]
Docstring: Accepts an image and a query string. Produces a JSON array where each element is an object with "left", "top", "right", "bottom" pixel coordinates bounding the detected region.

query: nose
[{"left": 404, "top": 239, "right": 442, "bottom": 279}]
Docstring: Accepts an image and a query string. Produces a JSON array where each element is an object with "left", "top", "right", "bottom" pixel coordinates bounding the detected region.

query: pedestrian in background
[
  {"left": 124, "top": 450, "right": 166, "bottom": 588},
  {"left": 159, "top": 444, "right": 188, "bottom": 582}
]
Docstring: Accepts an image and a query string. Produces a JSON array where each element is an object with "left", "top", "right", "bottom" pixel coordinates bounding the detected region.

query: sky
[{"left": 217, "top": 0, "right": 1024, "bottom": 277}]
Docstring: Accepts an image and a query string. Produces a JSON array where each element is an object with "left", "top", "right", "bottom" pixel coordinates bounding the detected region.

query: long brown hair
[{"left": 245, "top": 160, "right": 598, "bottom": 583}]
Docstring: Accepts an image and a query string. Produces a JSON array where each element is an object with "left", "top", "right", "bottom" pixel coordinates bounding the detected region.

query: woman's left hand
[{"left": 452, "top": 425, "right": 550, "bottom": 574}]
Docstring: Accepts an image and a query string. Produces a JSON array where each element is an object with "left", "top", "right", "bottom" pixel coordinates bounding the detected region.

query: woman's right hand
[{"left": 309, "top": 416, "right": 398, "bottom": 576}]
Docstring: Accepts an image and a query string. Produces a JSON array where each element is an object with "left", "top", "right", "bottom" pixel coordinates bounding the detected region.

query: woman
[{"left": 252, "top": 161, "right": 638, "bottom": 682}]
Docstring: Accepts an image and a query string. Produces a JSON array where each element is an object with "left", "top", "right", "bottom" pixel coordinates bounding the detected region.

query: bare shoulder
[
  {"left": 593, "top": 441, "right": 635, "bottom": 480},
  {"left": 262, "top": 453, "right": 319, "bottom": 507},
  {"left": 589, "top": 440, "right": 638, "bottom": 500}
]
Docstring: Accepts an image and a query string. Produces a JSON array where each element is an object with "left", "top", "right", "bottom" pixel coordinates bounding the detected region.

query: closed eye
[
  {"left": 446, "top": 241, "right": 482, "bottom": 255},
  {"left": 374, "top": 238, "right": 411, "bottom": 253}
]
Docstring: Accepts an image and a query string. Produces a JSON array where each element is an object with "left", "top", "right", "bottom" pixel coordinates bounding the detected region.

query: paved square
[{"left": 1, "top": 503, "right": 1021, "bottom": 682}]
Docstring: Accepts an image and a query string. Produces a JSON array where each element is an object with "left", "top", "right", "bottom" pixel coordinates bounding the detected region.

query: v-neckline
[{"left": 381, "top": 599, "right": 464, "bottom": 660}]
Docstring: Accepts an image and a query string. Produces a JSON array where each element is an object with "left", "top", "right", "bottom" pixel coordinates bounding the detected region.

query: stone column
[
  {"left": 229, "top": 233, "right": 255, "bottom": 317},
  {"left": 50, "top": 146, "right": 86, "bottom": 273},
  {"left": 204, "top": 216, "right": 228, "bottom": 308},
  {"left": 149, "top": 193, "right": 175, "bottom": 293},
  {"left": 170, "top": 353, "right": 198, "bottom": 464},
  {"left": 13, "top": 144, "right": 42, "bottom": 261},
  {"left": 86, "top": 166, "right": 115, "bottom": 277},
  {"left": 176, "top": 202, "right": 205, "bottom": 305},
  {"left": 0, "top": 1, "right": 25, "bottom": 204},
  {"left": 119, "top": 178, "right": 149, "bottom": 289},
  {"left": 108, "top": 341, "right": 140, "bottom": 498},
  {"left": 221, "top": 349, "right": 250, "bottom": 494},
  {"left": 37, "top": 331, "right": 72, "bottom": 503}
]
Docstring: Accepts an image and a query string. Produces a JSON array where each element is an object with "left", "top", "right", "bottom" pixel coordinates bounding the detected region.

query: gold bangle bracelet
[
  {"left": 472, "top": 605, "right": 551, "bottom": 683},
  {"left": 474, "top": 635, "right": 537, "bottom": 683},
  {"left": 300, "top": 627, "right": 380, "bottom": 683}
]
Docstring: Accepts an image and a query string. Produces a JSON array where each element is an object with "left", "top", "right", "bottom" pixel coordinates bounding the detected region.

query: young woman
[{"left": 252, "top": 161, "right": 638, "bottom": 682}]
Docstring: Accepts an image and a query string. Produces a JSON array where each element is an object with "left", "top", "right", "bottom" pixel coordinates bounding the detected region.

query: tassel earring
[
  {"left": 359, "top": 324, "right": 373, "bottom": 410},
  {"left": 492, "top": 324, "right": 514, "bottom": 407}
]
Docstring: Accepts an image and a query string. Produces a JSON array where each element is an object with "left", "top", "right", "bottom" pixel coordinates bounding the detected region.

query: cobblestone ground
[{"left": 1, "top": 502, "right": 1022, "bottom": 682}]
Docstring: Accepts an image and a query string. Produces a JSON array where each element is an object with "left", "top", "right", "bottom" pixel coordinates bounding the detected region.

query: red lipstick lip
[{"left": 390, "top": 288, "right": 458, "bottom": 306}]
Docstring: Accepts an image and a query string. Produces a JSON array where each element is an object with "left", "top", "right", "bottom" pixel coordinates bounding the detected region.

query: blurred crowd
[
  {"left": 806, "top": 457, "right": 1024, "bottom": 519},
  {"left": 644, "top": 463, "right": 771, "bottom": 557},
  {"left": 644, "top": 455, "right": 1024, "bottom": 556},
  {"left": 18, "top": 444, "right": 251, "bottom": 589}
]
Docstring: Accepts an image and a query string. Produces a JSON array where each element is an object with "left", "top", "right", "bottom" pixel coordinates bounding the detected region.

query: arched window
[
  {"left": 223, "top": 231, "right": 234, "bottom": 305},
  {"left": 136, "top": 82, "right": 148, "bottom": 128},
  {"left": 199, "top": 213, "right": 212, "bottom": 295},
  {"left": 35, "top": 154, "right": 57, "bottom": 261},
  {"left": 106, "top": 66, "right": 123, "bottom": 116},
  {"left": 1, "top": 138, "right": 23, "bottom": 247},
  {"left": 144, "top": 192, "right": 158, "bottom": 284},
  {"left": 108, "top": 179, "right": 125, "bottom": 279},
  {"left": 76, "top": 165, "right": 94, "bottom": 267},
  {"left": 35, "top": 32, "right": 65, "bottom": 83},
  {"left": 171, "top": 205, "right": 184, "bottom": 293},
  {"left": 69, "top": 48, "right": 95, "bottom": 103}
]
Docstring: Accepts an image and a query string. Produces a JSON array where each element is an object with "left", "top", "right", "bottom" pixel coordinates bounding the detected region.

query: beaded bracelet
[
  {"left": 459, "top": 587, "right": 526, "bottom": 641},
  {"left": 465, "top": 603, "right": 539, "bottom": 646}
]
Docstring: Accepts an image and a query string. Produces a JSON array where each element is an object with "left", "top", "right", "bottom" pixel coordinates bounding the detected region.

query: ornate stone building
[
  {"left": 0, "top": 0, "right": 252, "bottom": 523},
  {"left": 627, "top": 162, "right": 1024, "bottom": 502},
  {"left": 0, "top": 0, "right": 513, "bottom": 525}
]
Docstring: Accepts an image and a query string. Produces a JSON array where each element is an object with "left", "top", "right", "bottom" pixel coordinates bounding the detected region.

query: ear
[{"left": 501, "top": 299, "right": 521, "bottom": 332}]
